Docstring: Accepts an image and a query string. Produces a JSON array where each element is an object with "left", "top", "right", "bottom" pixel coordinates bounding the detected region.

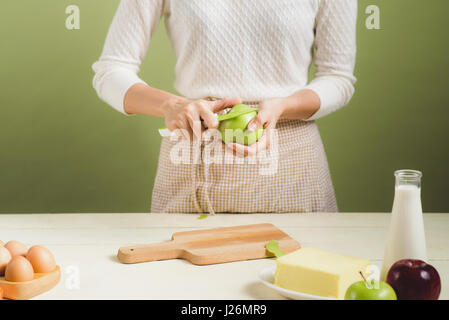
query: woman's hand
[
  {"left": 164, "top": 97, "right": 241, "bottom": 140},
  {"left": 225, "top": 97, "right": 286, "bottom": 157},
  {"left": 225, "top": 89, "right": 321, "bottom": 157}
]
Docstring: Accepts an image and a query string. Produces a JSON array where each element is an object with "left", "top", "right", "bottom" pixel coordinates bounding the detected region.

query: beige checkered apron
[{"left": 151, "top": 102, "right": 338, "bottom": 214}]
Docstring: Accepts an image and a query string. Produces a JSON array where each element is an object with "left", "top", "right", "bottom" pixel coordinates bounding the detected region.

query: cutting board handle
[{"left": 117, "top": 241, "right": 183, "bottom": 264}]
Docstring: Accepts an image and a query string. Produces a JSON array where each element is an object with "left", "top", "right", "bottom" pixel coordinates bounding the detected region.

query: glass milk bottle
[{"left": 380, "top": 170, "right": 427, "bottom": 280}]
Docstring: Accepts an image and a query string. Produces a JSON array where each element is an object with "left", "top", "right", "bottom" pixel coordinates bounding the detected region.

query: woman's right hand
[{"left": 164, "top": 97, "right": 241, "bottom": 140}]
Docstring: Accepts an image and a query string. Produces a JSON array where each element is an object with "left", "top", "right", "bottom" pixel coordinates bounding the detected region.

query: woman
[{"left": 92, "top": 0, "right": 357, "bottom": 214}]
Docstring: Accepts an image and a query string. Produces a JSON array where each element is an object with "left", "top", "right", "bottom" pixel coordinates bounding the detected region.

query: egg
[
  {"left": 5, "top": 256, "right": 34, "bottom": 282},
  {"left": 0, "top": 246, "right": 12, "bottom": 275},
  {"left": 4, "top": 240, "right": 28, "bottom": 257},
  {"left": 26, "top": 245, "right": 56, "bottom": 273}
]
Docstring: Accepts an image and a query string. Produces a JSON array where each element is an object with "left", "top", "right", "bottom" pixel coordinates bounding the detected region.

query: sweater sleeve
[
  {"left": 92, "top": 0, "right": 164, "bottom": 114},
  {"left": 304, "top": 0, "right": 357, "bottom": 120}
]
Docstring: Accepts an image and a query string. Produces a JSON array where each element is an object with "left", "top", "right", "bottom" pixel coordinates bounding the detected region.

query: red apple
[{"left": 386, "top": 259, "right": 441, "bottom": 300}]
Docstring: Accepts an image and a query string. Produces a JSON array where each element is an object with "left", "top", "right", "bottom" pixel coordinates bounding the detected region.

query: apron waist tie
[
  {"left": 203, "top": 159, "right": 215, "bottom": 215},
  {"left": 190, "top": 97, "right": 261, "bottom": 215},
  {"left": 191, "top": 162, "right": 203, "bottom": 214},
  {"left": 191, "top": 140, "right": 215, "bottom": 215}
]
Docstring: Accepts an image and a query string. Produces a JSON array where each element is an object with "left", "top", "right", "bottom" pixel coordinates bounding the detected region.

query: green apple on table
[
  {"left": 345, "top": 273, "right": 397, "bottom": 300},
  {"left": 218, "top": 104, "right": 264, "bottom": 146}
]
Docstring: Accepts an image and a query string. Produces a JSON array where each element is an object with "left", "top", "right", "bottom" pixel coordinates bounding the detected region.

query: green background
[{"left": 1, "top": 0, "right": 448, "bottom": 213}]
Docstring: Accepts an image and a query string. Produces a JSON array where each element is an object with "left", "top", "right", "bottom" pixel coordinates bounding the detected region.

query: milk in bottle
[{"left": 380, "top": 170, "right": 427, "bottom": 280}]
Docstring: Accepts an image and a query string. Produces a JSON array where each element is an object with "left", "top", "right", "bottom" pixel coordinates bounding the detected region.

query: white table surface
[{"left": 0, "top": 213, "right": 447, "bottom": 300}]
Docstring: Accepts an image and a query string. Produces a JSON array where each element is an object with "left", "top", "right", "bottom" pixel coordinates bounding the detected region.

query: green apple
[
  {"left": 345, "top": 280, "right": 397, "bottom": 300},
  {"left": 218, "top": 104, "right": 264, "bottom": 146}
]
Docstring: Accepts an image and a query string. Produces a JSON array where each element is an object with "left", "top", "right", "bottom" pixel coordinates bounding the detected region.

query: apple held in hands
[
  {"left": 387, "top": 259, "right": 441, "bottom": 300},
  {"left": 218, "top": 104, "right": 264, "bottom": 146}
]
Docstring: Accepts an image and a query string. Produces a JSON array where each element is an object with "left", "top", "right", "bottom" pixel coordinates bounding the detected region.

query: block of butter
[{"left": 274, "top": 248, "right": 370, "bottom": 299}]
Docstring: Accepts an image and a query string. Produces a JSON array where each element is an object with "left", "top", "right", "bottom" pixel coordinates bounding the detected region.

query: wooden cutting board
[{"left": 117, "top": 223, "right": 300, "bottom": 265}]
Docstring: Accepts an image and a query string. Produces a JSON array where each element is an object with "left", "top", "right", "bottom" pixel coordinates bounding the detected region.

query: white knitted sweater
[{"left": 92, "top": 0, "right": 357, "bottom": 120}]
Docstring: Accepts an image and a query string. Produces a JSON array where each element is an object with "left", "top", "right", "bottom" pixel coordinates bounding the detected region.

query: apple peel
[{"left": 265, "top": 240, "right": 285, "bottom": 258}]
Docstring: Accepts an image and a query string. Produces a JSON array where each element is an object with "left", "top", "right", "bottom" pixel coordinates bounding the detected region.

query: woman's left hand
[{"left": 225, "top": 97, "right": 286, "bottom": 157}]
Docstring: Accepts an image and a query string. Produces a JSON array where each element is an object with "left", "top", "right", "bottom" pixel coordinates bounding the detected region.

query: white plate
[{"left": 258, "top": 267, "right": 339, "bottom": 300}]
